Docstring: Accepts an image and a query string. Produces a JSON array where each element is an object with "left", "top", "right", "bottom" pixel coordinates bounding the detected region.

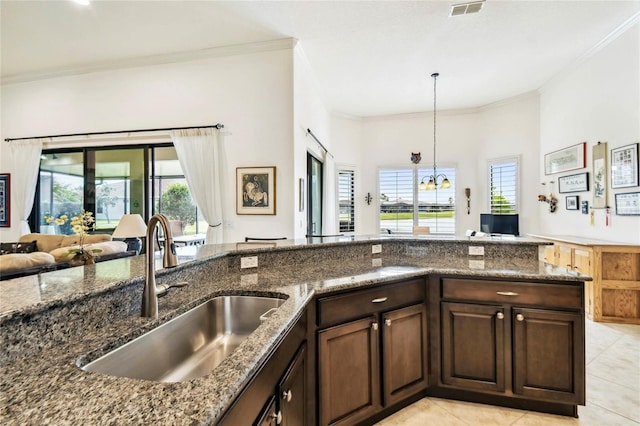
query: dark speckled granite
[{"left": 0, "top": 236, "right": 580, "bottom": 425}]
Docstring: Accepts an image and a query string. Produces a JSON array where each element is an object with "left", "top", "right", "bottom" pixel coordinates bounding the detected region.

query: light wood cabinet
[{"left": 538, "top": 236, "right": 640, "bottom": 324}]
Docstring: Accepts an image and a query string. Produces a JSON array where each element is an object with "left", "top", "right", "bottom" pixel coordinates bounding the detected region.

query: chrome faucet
[{"left": 142, "top": 214, "right": 184, "bottom": 318}]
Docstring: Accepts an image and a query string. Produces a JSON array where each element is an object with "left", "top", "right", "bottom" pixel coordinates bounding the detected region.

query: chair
[
  {"left": 413, "top": 226, "right": 431, "bottom": 235},
  {"left": 169, "top": 220, "right": 186, "bottom": 247}
]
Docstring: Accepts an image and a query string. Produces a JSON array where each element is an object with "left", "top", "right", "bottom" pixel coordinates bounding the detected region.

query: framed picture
[
  {"left": 611, "top": 143, "right": 639, "bottom": 188},
  {"left": 544, "top": 142, "right": 586, "bottom": 175},
  {"left": 592, "top": 142, "right": 608, "bottom": 208},
  {"left": 236, "top": 167, "right": 276, "bottom": 215},
  {"left": 565, "top": 195, "right": 579, "bottom": 210},
  {"left": 558, "top": 172, "right": 589, "bottom": 193},
  {"left": 614, "top": 192, "right": 640, "bottom": 216},
  {"left": 0, "top": 173, "right": 9, "bottom": 227},
  {"left": 581, "top": 200, "right": 589, "bottom": 214}
]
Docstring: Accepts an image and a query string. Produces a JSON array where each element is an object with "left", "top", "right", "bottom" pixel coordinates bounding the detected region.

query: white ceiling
[{"left": 2, "top": 0, "right": 639, "bottom": 117}]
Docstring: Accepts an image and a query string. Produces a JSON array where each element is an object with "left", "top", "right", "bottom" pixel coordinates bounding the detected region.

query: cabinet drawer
[
  {"left": 317, "top": 278, "right": 425, "bottom": 328},
  {"left": 441, "top": 278, "right": 582, "bottom": 309}
]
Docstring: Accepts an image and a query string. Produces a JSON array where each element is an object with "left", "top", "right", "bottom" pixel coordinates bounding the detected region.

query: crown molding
[{"left": 2, "top": 38, "right": 298, "bottom": 86}]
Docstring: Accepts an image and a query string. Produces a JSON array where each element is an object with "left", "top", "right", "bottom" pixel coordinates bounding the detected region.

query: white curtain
[
  {"left": 323, "top": 152, "right": 338, "bottom": 235},
  {"left": 170, "top": 128, "right": 225, "bottom": 244},
  {"left": 9, "top": 139, "right": 43, "bottom": 235}
]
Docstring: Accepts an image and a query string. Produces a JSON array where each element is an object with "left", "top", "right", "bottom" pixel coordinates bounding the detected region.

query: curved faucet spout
[{"left": 142, "top": 214, "right": 179, "bottom": 318}]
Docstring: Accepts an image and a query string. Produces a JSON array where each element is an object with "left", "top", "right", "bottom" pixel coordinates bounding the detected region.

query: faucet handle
[{"left": 156, "top": 281, "right": 189, "bottom": 297}]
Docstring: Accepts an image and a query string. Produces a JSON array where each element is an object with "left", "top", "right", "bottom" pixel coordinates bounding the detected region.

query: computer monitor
[{"left": 480, "top": 213, "right": 519, "bottom": 236}]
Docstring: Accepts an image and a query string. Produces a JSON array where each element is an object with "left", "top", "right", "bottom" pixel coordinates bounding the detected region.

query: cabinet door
[
  {"left": 441, "top": 302, "right": 505, "bottom": 392},
  {"left": 278, "top": 343, "right": 307, "bottom": 425},
  {"left": 557, "top": 245, "right": 573, "bottom": 270},
  {"left": 255, "top": 396, "right": 279, "bottom": 426},
  {"left": 382, "top": 303, "right": 428, "bottom": 406},
  {"left": 512, "top": 308, "right": 585, "bottom": 404},
  {"left": 318, "top": 316, "right": 381, "bottom": 426}
]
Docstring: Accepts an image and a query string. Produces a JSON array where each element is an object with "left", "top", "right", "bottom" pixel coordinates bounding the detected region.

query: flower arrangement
[{"left": 44, "top": 210, "right": 102, "bottom": 260}]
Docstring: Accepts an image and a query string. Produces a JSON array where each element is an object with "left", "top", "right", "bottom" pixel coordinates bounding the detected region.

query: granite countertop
[{"left": 0, "top": 236, "right": 587, "bottom": 425}]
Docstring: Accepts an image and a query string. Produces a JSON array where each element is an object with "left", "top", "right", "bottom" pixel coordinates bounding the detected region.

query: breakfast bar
[{"left": 0, "top": 236, "right": 589, "bottom": 425}]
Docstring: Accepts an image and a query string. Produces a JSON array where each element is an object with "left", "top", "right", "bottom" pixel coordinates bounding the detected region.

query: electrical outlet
[
  {"left": 468, "top": 246, "right": 485, "bottom": 256},
  {"left": 372, "top": 244, "right": 382, "bottom": 254},
  {"left": 241, "top": 273, "right": 259, "bottom": 285},
  {"left": 240, "top": 256, "right": 258, "bottom": 269}
]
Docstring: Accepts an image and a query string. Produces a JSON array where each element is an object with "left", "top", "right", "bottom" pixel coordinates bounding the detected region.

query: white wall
[
  {"left": 477, "top": 93, "right": 541, "bottom": 235},
  {"left": 539, "top": 21, "right": 640, "bottom": 244},
  {"left": 293, "top": 45, "right": 333, "bottom": 238},
  {"left": 0, "top": 47, "right": 295, "bottom": 243},
  {"left": 355, "top": 94, "right": 541, "bottom": 236}
]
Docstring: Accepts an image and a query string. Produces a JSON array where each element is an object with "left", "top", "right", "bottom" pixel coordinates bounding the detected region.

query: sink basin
[{"left": 81, "top": 295, "right": 285, "bottom": 382}]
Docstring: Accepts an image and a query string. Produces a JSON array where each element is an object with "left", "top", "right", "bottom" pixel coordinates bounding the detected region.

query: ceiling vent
[{"left": 450, "top": 0, "right": 485, "bottom": 17}]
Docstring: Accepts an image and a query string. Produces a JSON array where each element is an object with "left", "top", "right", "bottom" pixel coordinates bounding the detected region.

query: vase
[{"left": 69, "top": 250, "right": 95, "bottom": 266}]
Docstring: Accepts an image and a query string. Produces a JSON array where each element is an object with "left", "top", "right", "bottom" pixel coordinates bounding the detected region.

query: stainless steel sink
[{"left": 81, "top": 295, "right": 285, "bottom": 382}]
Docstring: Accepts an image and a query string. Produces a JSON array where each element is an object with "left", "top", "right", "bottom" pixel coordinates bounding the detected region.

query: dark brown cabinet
[
  {"left": 316, "top": 278, "right": 428, "bottom": 426},
  {"left": 218, "top": 312, "right": 309, "bottom": 426},
  {"left": 438, "top": 277, "right": 585, "bottom": 410}
]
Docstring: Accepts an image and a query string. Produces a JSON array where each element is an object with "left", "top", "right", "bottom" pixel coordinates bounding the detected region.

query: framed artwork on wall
[
  {"left": 565, "top": 195, "right": 579, "bottom": 210},
  {"left": 558, "top": 172, "right": 589, "bottom": 193},
  {"left": 592, "top": 142, "right": 608, "bottom": 208},
  {"left": 544, "top": 142, "right": 586, "bottom": 175},
  {"left": 0, "top": 173, "right": 9, "bottom": 227},
  {"left": 236, "top": 166, "right": 276, "bottom": 215},
  {"left": 611, "top": 143, "right": 639, "bottom": 189},
  {"left": 614, "top": 192, "right": 640, "bottom": 216}
]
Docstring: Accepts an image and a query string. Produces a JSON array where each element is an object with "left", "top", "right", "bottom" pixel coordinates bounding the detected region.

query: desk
[{"left": 173, "top": 235, "right": 205, "bottom": 246}]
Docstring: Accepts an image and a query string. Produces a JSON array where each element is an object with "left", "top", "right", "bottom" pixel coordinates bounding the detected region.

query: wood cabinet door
[
  {"left": 318, "top": 316, "right": 381, "bottom": 426},
  {"left": 557, "top": 245, "right": 573, "bottom": 270},
  {"left": 255, "top": 396, "right": 279, "bottom": 426},
  {"left": 382, "top": 303, "right": 428, "bottom": 406},
  {"left": 278, "top": 343, "right": 307, "bottom": 425},
  {"left": 512, "top": 307, "right": 585, "bottom": 404},
  {"left": 441, "top": 302, "right": 505, "bottom": 393}
]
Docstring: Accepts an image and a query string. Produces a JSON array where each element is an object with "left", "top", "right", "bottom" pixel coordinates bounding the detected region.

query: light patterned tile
[
  {"left": 577, "top": 402, "right": 640, "bottom": 426},
  {"left": 585, "top": 374, "right": 640, "bottom": 422},
  {"left": 512, "top": 410, "right": 579, "bottom": 425},
  {"left": 376, "top": 398, "right": 467, "bottom": 426},
  {"left": 429, "top": 397, "right": 526, "bottom": 425}
]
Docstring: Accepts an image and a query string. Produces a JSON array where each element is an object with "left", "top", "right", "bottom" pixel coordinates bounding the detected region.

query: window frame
[
  {"left": 337, "top": 168, "right": 356, "bottom": 234},
  {"left": 488, "top": 156, "right": 520, "bottom": 214}
]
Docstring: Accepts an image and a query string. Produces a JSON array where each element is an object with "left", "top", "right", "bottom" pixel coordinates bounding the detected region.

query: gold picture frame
[{"left": 236, "top": 166, "right": 276, "bottom": 215}]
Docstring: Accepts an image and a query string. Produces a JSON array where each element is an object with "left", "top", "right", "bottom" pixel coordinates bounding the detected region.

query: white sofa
[{"left": 0, "top": 233, "right": 128, "bottom": 278}]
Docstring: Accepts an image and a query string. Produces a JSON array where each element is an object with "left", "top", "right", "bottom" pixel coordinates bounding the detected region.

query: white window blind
[
  {"left": 489, "top": 158, "right": 518, "bottom": 214},
  {"left": 338, "top": 170, "right": 355, "bottom": 233},
  {"left": 379, "top": 167, "right": 456, "bottom": 234}
]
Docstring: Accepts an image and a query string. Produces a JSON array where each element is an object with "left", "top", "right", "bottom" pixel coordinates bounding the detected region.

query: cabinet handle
[
  {"left": 516, "top": 314, "right": 525, "bottom": 321},
  {"left": 372, "top": 322, "right": 379, "bottom": 331},
  {"left": 385, "top": 318, "right": 392, "bottom": 327},
  {"left": 371, "top": 297, "right": 388, "bottom": 303},
  {"left": 496, "top": 312, "right": 504, "bottom": 320},
  {"left": 271, "top": 410, "right": 282, "bottom": 424},
  {"left": 496, "top": 291, "right": 519, "bottom": 296},
  {"left": 282, "top": 389, "right": 292, "bottom": 402}
]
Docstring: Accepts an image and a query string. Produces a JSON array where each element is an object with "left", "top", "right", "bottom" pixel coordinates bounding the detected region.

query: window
[
  {"left": 379, "top": 167, "right": 456, "bottom": 234},
  {"left": 33, "top": 144, "right": 204, "bottom": 236},
  {"left": 338, "top": 170, "right": 355, "bottom": 233},
  {"left": 489, "top": 157, "right": 518, "bottom": 214}
]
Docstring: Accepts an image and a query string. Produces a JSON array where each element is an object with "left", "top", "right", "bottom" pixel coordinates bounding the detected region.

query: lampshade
[{"left": 112, "top": 214, "right": 147, "bottom": 238}]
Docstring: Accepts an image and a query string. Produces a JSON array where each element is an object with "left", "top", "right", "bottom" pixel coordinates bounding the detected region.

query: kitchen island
[{"left": 0, "top": 235, "right": 589, "bottom": 425}]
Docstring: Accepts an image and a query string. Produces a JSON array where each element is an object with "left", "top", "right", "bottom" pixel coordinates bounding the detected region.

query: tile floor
[{"left": 377, "top": 319, "right": 640, "bottom": 425}]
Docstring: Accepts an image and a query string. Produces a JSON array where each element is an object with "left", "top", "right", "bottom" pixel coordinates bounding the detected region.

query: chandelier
[{"left": 419, "top": 72, "right": 450, "bottom": 190}]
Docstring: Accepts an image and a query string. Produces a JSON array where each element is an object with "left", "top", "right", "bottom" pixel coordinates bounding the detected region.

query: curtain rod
[
  {"left": 4, "top": 123, "right": 224, "bottom": 142},
  {"left": 307, "top": 128, "right": 334, "bottom": 158}
]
